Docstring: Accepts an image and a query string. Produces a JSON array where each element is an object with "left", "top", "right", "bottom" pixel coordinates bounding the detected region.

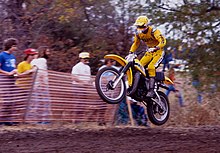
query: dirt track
[{"left": 0, "top": 125, "right": 219, "bottom": 153}]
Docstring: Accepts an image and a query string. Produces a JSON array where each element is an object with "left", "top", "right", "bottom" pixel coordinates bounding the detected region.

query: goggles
[{"left": 137, "top": 25, "right": 147, "bottom": 29}]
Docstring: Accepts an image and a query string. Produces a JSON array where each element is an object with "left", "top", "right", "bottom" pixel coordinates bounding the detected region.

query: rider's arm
[
  {"left": 153, "top": 29, "right": 166, "bottom": 50},
  {"left": 129, "top": 34, "right": 141, "bottom": 53}
]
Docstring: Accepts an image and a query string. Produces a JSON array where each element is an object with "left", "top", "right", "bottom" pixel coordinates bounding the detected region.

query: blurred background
[{"left": 0, "top": 0, "right": 218, "bottom": 75}]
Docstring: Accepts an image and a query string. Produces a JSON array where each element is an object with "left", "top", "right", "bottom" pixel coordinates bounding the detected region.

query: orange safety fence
[{"left": 0, "top": 69, "right": 117, "bottom": 124}]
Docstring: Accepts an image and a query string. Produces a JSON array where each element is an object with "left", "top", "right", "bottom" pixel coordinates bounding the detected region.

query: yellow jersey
[
  {"left": 130, "top": 26, "right": 166, "bottom": 52},
  {"left": 16, "top": 61, "right": 32, "bottom": 89},
  {"left": 17, "top": 61, "right": 32, "bottom": 73}
]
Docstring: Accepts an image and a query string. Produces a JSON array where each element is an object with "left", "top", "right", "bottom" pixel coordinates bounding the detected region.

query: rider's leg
[
  {"left": 146, "top": 51, "right": 164, "bottom": 98},
  {"left": 140, "top": 52, "right": 154, "bottom": 97},
  {"left": 140, "top": 52, "right": 152, "bottom": 67},
  {"left": 146, "top": 77, "right": 155, "bottom": 97}
]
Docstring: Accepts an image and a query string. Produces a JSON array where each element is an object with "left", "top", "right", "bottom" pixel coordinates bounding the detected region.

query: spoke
[
  {"left": 152, "top": 96, "right": 168, "bottom": 121},
  {"left": 98, "top": 68, "right": 124, "bottom": 101}
]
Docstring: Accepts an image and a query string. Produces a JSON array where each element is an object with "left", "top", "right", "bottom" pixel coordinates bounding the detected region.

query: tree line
[{"left": 0, "top": 0, "right": 219, "bottom": 88}]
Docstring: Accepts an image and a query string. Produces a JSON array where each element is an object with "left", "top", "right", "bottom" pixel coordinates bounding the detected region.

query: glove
[
  {"left": 125, "top": 52, "right": 136, "bottom": 61},
  {"left": 148, "top": 46, "right": 160, "bottom": 52}
]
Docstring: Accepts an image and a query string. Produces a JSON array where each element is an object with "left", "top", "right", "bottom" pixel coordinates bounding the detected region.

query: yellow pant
[{"left": 140, "top": 50, "right": 164, "bottom": 77}]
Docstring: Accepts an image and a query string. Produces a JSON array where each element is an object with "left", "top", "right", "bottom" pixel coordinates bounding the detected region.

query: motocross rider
[{"left": 129, "top": 16, "right": 166, "bottom": 98}]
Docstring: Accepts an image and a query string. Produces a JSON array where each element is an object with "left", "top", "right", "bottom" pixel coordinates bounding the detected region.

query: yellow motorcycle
[{"left": 95, "top": 50, "right": 173, "bottom": 125}]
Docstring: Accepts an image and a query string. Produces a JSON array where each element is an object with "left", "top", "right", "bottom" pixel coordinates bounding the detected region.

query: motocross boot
[{"left": 146, "top": 77, "right": 155, "bottom": 98}]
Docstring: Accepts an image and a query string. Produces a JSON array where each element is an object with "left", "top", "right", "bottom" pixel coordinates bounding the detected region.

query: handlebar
[
  {"left": 126, "top": 47, "right": 158, "bottom": 61},
  {"left": 131, "top": 47, "right": 158, "bottom": 55},
  {"left": 136, "top": 50, "right": 145, "bottom": 56}
]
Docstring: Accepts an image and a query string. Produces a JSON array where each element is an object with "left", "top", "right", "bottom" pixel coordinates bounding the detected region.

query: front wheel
[
  {"left": 147, "top": 91, "right": 170, "bottom": 126},
  {"left": 95, "top": 67, "right": 126, "bottom": 104}
]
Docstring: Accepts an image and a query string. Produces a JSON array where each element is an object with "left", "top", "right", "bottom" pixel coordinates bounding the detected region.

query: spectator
[
  {"left": 16, "top": 48, "right": 38, "bottom": 89},
  {"left": 165, "top": 66, "right": 184, "bottom": 107},
  {"left": 31, "top": 46, "right": 51, "bottom": 70},
  {"left": 71, "top": 52, "right": 92, "bottom": 124},
  {"left": 127, "top": 97, "right": 149, "bottom": 127},
  {"left": 162, "top": 47, "right": 173, "bottom": 72},
  {"left": 120, "top": 81, "right": 148, "bottom": 127},
  {"left": 0, "top": 38, "right": 18, "bottom": 76},
  {"left": 131, "top": 102, "right": 149, "bottom": 127},
  {"left": 26, "top": 46, "right": 51, "bottom": 124},
  {"left": 209, "top": 82, "right": 217, "bottom": 94},
  {"left": 71, "top": 52, "right": 91, "bottom": 83},
  {"left": 17, "top": 48, "right": 38, "bottom": 77},
  {"left": 0, "top": 38, "right": 18, "bottom": 126},
  {"left": 115, "top": 99, "right": 129, "bottom": 125},
  {"left": 16, "top": 48, "right": 38, "bottom": 122},
  {"left": 192, "top": 74, "right": 202, "bottom": 104}
]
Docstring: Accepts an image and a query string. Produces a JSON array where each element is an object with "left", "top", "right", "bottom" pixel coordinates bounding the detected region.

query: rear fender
[{"left": 104, "top": 54, "right": 133, "bottom": 86}]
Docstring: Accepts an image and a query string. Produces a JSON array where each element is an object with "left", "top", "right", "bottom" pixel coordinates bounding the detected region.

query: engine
[{"left": 130, "top": 75, "right": 149, "bottom": 102}]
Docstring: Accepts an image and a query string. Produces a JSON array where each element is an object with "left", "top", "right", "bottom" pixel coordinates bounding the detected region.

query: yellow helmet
[{"left": 134, "top": 16, "right": 149, "bottom": 26}]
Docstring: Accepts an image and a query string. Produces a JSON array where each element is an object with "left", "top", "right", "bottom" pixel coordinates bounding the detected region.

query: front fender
[{"left": 104, "top": 54, "right": 133, "bottom": 86}]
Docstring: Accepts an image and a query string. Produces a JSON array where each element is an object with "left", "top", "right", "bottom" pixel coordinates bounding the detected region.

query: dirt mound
[{"left": 0, "top": 125, "right": 219, "bottom": 153}]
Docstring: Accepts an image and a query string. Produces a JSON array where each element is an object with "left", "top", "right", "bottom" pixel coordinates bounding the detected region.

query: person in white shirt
[
  {"left": 27, "top": 46, "right": 51, "bottom": 124},
  {"left": 31, "top": 46, "right": 50, "bottom": 70},
  {"left": 71, "top": 52, "right": 91, "bottom": 83}
]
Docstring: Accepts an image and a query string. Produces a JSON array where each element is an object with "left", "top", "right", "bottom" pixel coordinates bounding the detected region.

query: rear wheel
[
  {"left": 95, "top": 67, "right": 126, "bottom": 104},
  {"left": 147, "top": 91, "right": 169, "bottom": 125}
]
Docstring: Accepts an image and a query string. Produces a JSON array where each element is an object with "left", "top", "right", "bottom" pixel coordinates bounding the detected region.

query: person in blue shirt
[
  {"left": 0, "top": 38, "right": 18, "bottom": 75},
  {"left": 0, "top": 38, "right": 18, "bottom": 126},
  {"left": 162, "top": 47, "right": 173, "bottom": 72}
]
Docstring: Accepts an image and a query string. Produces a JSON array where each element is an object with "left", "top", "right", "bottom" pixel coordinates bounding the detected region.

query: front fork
[
  {"left": 151, "top": 84, "right": 166, "bottom": 112},
  {"left": 112, "top": 62, "right": 132, "bottom": 89}
]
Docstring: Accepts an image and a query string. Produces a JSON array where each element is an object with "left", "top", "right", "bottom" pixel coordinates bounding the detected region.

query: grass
[{"left": 164, "top": 72, "right": 220, "bottom": 127}]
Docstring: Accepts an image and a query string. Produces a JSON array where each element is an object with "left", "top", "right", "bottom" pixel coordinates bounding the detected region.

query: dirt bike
[{"left": 95, "top": 49, "right": 174, "bottom": 126}]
